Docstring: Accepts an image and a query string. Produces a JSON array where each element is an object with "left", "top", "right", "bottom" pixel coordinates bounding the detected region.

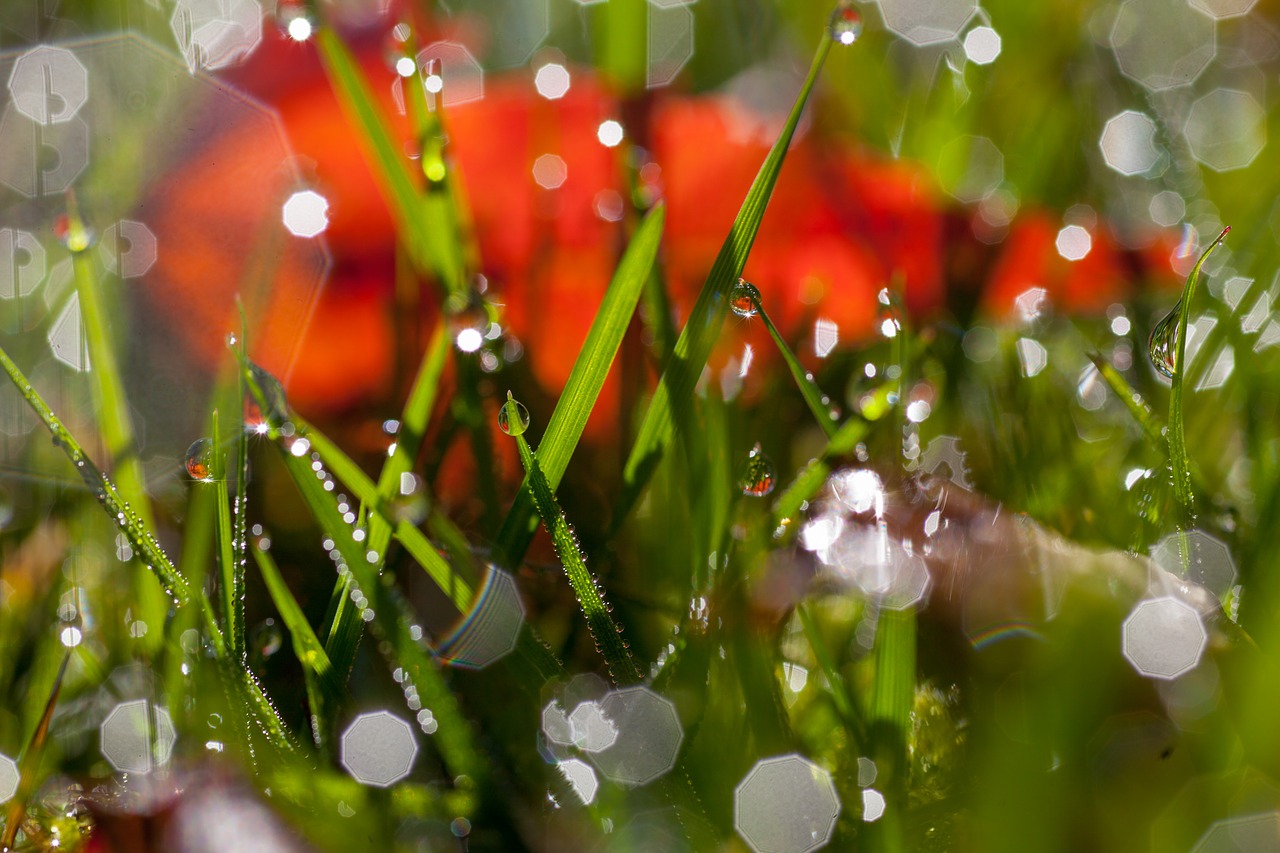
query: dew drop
[
  {"left": 739, "top": 443, "right": 776, "bottom": 497},
  {"left": 829, "top": 4, "right": 864, "bottom": 45},
  {"left": 184, "top": 438, "right": 215, "bottom": 482},
  {"left": 249, "top": 363, "right": 290, "bottom": 426},
  {"left": 1147, "top": 304, "right": 1180, "bottom": 380},
  {"left": 252, "top": 618, "right": 283, "bottom": 660},
  {"left": 499, "top": 391, "right": 531, "bottom": 436},
  {"left": 52, "top": 213, "right": 93, "bottom": 252},
  {"left": 730, "top": 278, "right": 761, "bottom": 318}
]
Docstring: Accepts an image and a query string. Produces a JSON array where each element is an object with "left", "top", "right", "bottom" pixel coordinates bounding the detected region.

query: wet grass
[{"left": 5, "top": 3, "right": 1280, "bottom": 853}]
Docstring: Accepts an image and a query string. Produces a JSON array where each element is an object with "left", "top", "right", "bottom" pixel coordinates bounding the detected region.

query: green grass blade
[
  {"left": 867, "top": 608, "right": 915, "bottom": 853},
  {"left": 293, "top": 419, "right": 475, "bottom": 610},
  {"left": 368, "top": 318, "right": 449, "bottom": 562},
  {"left": 796, "top": 603, "right": 864, "bottom": 741},
  {"left": 0, "top": 342, "right": 195, "bottom": 608},
  {"left": 495, "top": 204, "right": 666, "bottom": 568},
  {"left": 68, "top": 204, "right": 166, "bottom": 653},
  {"left": 314, "top": 28, "right": 449, "bottom": 292},
  {"left": 1167, "top": 226, "right": 1230, "bottom": 523},
  {"left": 211, "top": 410, "right": 244, "bottom": 658},
  {"left": 264, "top": 420, "right": 487, "bottom": 783},
  {"left": 0, "top": 653, "right": 69, "bottom": 851},
  {"left": 1086, "top": 353, "right": 1165, "bottom": 447},
  {"left": 0, "top": 343, "right": 304, "bottom": 760},
  {"left": 252, "top": 539, "right": 344, "bottom": 748},
  {"left": 613, "top": 34, "right": 833, "bottom": 530},
  {"left": 755, "top": 297, "right": 839, "bottom": 439},
  {"left": 504, "top": 393, "right": 643, "bottom": 685},
  {"left": 771, "top": 416, "right": 874, "bottom": 538}
]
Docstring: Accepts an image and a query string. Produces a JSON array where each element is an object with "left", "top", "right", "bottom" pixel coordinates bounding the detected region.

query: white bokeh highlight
[
  {"left": 735, "top": 755, "right": 840, "bottom": 853},
  {"left": 282, "top": 190, "right": 329, "bottom": 238},
  {"left": 340, "top": 711, "right": 418, "bottom": 787},
  {"left": 1122, "top": 597, "right": 1208, "bottom": 680}
]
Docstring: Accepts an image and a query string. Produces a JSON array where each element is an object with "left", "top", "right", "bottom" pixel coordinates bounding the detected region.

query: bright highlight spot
[
  {"left": 286, "top": 16, "right": 312, "bottom": 41},
  {"left": 282, "top": 190, "right": 329, "bottom": 238},
  {"left": 534, "top": 63, "right": 571, "bottom": 99},
  {"left": 597, "top": 119, "right": 625, "bottom": 147},
  {"left": 963, "top": 26, "right": 1002, "bottom": 64},
  {"left": 1055, "top": 225, "right": 1092, "bottom": 261}
]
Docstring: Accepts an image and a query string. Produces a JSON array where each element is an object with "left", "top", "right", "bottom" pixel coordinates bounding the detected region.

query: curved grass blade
[
  {"left": 753, "top": 295, "right": 840, "bottom": 440},
  {"left": 613, "top": 34, "right": 834, "bottom": 531},
  {"left": 504, "top": 393, "right": 643, "bottom": 685},
  {"left": 1166, "top": 226, "right": 1230, "bottom": 523},
  {"left": 0, "top": 653, "right": 70, "bottom": 850},
  {"left": 494, "top": 204, "right": 666, "bottom": 569},
  {"left": 263, "top": 422, "right": 488, "bottom": 784}
]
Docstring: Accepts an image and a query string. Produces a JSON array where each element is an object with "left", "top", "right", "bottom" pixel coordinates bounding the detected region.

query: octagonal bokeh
[
  {"left": 1110, "top": 0, "right": 1215, "bottom": 91},
  {"left": 1122, "top": 596, "right": 1207, "bottom": 679},
  {"left": 735, "top": 755, "right": 840, "bottom": 853},
  {"left": 0, "top": 34, "right": 327, "bottom": 488},
  {"left": 340, "top": 710, "right": 418, "bottom": 787}
]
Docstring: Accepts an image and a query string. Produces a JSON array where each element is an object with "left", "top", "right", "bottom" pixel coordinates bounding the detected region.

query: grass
[{"left": 4, "top": 2, "right": 1280, "bottom": 852}]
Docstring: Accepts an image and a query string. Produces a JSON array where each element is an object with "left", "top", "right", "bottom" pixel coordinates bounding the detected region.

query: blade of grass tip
[
  {"left": 751, "top": 292, "right": 840, "bottom": 439},
  {"left": 252, "top": 539, "right": 345, "bottom": 747},
  {"left": 494, "top": 205, "right": 666, "bottom": 568},
  {"left": 368, "top": 317, "right": 449, "bottom": 563},
  {"left": 65, "top": 197, "right": 166, "bottom": 653},
  {"left": 613, "top": 32, "right": 833, "bottom": 532},
  {"left": 1167, "top": 226, "right": 1230, "bottom": 525},
  {"left": 211, "top": 409, "right": 244, "bottom": 658},
  {"left": 314, "top": 28, "right": 443, "bottom": 291},
  {"left": 503, "top": 392, "right": 644, "bottom": 685},
  {"left": 867, "top": 607, "right": 915, "bottom": 853},
  {"left": 1, "top": 653, "right": 69, "bottom": 850}
]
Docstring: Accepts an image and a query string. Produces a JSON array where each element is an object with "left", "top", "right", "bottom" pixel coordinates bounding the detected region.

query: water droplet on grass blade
[
  {"left": 731, "top": 278, "right": 760, "bottom": 317},
  {"left": 829, "top": 4, "right": 864, "bottom": 44},
  {"left": 739, "top": 443, "right": 776, "bottom": 497},
  {"left": 252, "top": 618, "right": 283, "bottom": 660},
  {"left": 500, "top": 392, "right": 530, "bottom": 436},
  {"left": 1148, "top": 306, "right": 1179, "bottom": 379},
  {"left": 52, "top": 213, "right": 93, "bottom": 252},
  {"left": 184, "top": 438, "right": 214, "bottom": 482},
  {"left": 1147, "top": 225, "right": 1230, "bottom": 379}
]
